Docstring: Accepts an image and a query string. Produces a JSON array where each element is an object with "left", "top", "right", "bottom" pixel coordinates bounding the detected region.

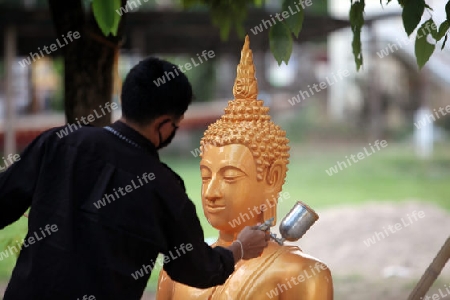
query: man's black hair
[{"left": 121, "top": 57, "right": 193, "bottom": 125}]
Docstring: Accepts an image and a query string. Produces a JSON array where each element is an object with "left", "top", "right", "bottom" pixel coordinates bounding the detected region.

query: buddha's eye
[
  {"left": 200, "top": 168, "right": 212, "bottom": 182},
  {"left": 222, "top": 169, "right": 245, "bottom": 183},
  {"left": 201, "top": 174, "right": 211, "bottom": 182},
  {"left": 201, "top": 176, "right": 211, "bottom": 183},
  {"left": 223, "top": 176, "right": 237, "bottom": 183}
]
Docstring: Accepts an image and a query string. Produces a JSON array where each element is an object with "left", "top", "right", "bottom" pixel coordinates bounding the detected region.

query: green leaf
[
  {"left": 415, "top": 20, "right": 436, "bottom": 69},
  {"left": 437, "top": 20, "right": 450, "bottom": 41},
  {"left": 424, "top": 3, "right": 433, "bottom": 10},
  {"left": 422, "top": 18, "right": 439, "bottom": 41},
  {"left": 442, "top": 34, "right": 448, "bottom": 50},
  {"left": 352, "top": 32, "right": 363, "bottom": 70},
  {"left": 181, "top": 0, "right": 197, "bottom": 9},
  {"left": 350, "top": 0, "right": 365, "bottom": 70},
  {"left": 269, "top": 21, "right": 293, "bottom": 65},
  {"left": 402, "top": 0, "right": 425, "bottom": 36},
  {"left": 205, "top": 0, "right": 251, "bottom": 41},
  {"left": 350, "top": 1, "right": 365, "bottom": 29},
  {"left": 382, "top": 0, "right": 395, "bottom": 7},
  {"left": 216, "top": 18, "right": 231, "bottom": 41},
  {"left": 254, "top": 0, "right": 264, "bottom": 7},
  {"left": 92, "top": 0, "right": 122, "bottom": 36},
  {"left": 111, "top": 7, "right": 121, "bottom": 34},
  {"left": 281, "top": 0, "right": 305, "bottom": 38},
  {"left": 236, "top": 23, "right": 246, "bottom": 39},
  {"left": 446, "top": 0, "right": 450, "bottom": 21}
]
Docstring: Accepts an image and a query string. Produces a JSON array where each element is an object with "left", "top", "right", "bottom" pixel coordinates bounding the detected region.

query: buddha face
[{"left": 200, "top": 144, "right": 270, "bottom": 233}]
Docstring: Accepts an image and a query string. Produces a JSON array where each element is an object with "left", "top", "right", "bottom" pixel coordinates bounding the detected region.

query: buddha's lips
[{"left": 205, "top": 205, "right": 226, "bottom": 213}]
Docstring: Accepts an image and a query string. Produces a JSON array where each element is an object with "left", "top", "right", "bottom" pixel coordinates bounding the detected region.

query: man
[{"left": 0, "top": 57, "right": 269, "bottom": 300}]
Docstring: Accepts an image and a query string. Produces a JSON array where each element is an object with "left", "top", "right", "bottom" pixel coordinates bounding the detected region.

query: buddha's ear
[
  {"left": 265, "top": 159, "right": 286, "bottom": 194},
  {"left": 262, "top": 160, "right": 286, "bottom": 223}
]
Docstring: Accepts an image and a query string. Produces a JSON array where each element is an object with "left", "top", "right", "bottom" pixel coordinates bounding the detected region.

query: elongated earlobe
[
  {"left": 263, "top": 160, "right": 286, "bottom": 224},
  {"left": 263, "top": 196, "right": 278, "bottom": 224},
  {"left": 265, "top": 160, "right": 286, "bottom": 194}
]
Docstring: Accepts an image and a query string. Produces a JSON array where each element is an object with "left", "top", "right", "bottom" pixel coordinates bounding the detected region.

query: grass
[
  {"left": 167, "top": 142, "right": 450, "bottom": 224},
  {"left": 0, "top": 142, "right": 449, "bottom": 292}
]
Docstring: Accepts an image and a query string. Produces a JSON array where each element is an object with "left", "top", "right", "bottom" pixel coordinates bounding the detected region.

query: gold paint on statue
[
  {"left": 233, "top": 35, "right": 258, "bottom": 100},
  {"left": 157, "top": 35, "right": 333, "bottom": 300}
]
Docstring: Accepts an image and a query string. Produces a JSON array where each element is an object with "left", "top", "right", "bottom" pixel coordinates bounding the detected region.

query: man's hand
[{"left": 227, "top": 226, "right": 270, "bottom": 263}]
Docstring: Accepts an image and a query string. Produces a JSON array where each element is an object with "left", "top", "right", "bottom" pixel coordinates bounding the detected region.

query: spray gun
[{"left": 256, "top": 201, "right": 319, "bottom": 245}]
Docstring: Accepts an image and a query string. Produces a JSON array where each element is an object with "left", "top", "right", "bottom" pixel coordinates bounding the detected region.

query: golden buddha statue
[{"left": 157, "top": 36, "right": 333, "bottom": 300}]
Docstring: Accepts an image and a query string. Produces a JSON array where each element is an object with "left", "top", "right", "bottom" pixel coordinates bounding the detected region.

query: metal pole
[
  {"left": 4, "top": 25, "right": 17, "bottom": 156},
  {"left": 407, "top": 237, "right": 450, "bottom": 300}
]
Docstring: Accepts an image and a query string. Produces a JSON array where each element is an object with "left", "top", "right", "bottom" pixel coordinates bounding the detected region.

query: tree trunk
[{"left": 48, "top": 0, "right": 125, "bottom": 127}]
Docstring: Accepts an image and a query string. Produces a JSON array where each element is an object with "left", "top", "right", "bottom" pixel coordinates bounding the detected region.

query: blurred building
[
  {"left": 327, "top": 0, "right": 450, "bottom": 141},
  {"left": 7, "top": 0, "right": 447, "bottom": 153}
]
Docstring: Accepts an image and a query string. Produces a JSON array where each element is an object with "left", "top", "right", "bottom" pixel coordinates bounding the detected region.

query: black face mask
[{"left": 156, "top": 120, "right": 178, "bottom": 150}]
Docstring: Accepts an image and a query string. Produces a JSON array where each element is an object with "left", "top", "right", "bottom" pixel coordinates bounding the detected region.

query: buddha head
[{"left": 199, "top": 36, "right": 290, "bottom": 234}]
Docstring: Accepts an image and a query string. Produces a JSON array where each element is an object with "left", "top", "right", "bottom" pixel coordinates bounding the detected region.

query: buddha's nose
[{"left": 204, "top": 176, "right": 222, "bottom": 201}]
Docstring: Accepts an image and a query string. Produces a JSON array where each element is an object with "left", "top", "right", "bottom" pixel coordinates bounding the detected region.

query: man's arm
[
  {"left": 0, "top": 133, "right": 47, "bottom": 230},
  {"left": 160, "top": 199, "right": 235, "bottom": 289}
]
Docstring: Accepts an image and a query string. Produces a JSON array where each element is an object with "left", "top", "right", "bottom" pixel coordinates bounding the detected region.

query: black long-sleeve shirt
[{"left": 0, "top": 120, "right": 234, "bottom": 300}]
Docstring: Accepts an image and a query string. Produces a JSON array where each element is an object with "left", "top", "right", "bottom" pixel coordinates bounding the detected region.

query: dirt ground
[
  {"left": 284, "top": 200, "right": 450, "bottom": 300},
  {"left": 1, "top": 200, "right": 449, "bottom": 300}
]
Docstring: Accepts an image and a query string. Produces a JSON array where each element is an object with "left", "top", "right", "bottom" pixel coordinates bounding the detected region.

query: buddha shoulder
[{"left": 269, "top": 244, "right": 332, "bottom": 283}]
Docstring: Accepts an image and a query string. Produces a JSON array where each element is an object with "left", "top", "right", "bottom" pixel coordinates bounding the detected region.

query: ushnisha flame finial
[
  {"left": 232, "top": 35, "right": 258, "bottom": 100},
  {"left": 200, "top": 35, "right": 290, "bottom": 183}
]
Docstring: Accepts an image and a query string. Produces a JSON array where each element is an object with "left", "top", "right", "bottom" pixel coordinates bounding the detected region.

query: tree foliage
[
  {"left": 350, "top": 0, "right": 365, "bottom": 70},
  {"left": 182, "top": 0, "right": 259, "bottom": 40},
  {"left": 347, "top": 0, "right": 450, "bottom": 70},
  {"left": 86, "top": 0, "right": 450, "bottom": 69},
  {"left": 92, "top": 0, "right": 122, "bottom": 36}
]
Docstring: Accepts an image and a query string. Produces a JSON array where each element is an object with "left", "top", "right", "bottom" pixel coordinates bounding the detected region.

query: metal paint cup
[{"left": 279, "top": 201, "right": 319, "bottom": 242}]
